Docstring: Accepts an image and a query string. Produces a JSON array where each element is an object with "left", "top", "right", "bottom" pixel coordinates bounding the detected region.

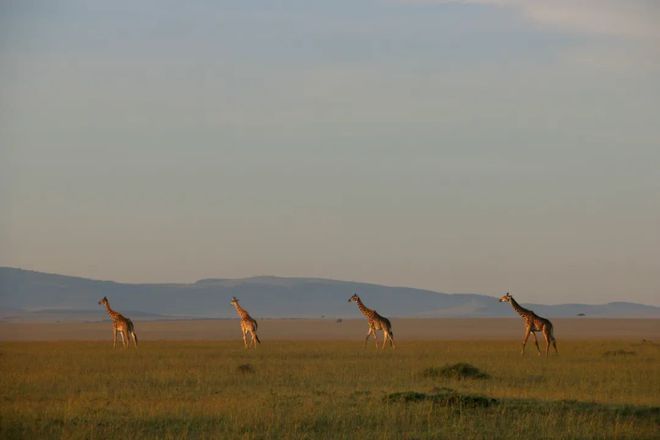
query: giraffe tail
[{"left": 254, "top": 333, "right": 261, "bottom": 344}]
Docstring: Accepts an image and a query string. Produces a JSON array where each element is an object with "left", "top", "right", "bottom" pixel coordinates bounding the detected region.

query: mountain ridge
[{"left": 1, "top": 266, "right": 658, "bottom": 320}]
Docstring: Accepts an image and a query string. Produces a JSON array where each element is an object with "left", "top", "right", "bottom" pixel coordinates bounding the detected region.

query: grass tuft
[
  {"left": 385, "top": 388, "right": 496, "bottom": 408},
  {"left": 422, "top": 362, "right": 490, "bottom": 380},
  {"left": 236, "top": 363, "right": 255, "bottom": 374},
  {"left": 603, "top": 350, "right": 636, "bottom": 357}
]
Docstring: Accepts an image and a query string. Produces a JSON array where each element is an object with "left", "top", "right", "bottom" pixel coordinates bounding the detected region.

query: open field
[
  {"left": 1, "top": 318, "right": 659, "bottom": 341},
  {"left": 1, "top": 339, "right": 659, "bottom": 439}
]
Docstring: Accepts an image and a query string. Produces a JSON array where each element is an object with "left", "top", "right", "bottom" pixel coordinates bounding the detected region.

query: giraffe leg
[
  {"left": 386, "top": 330, "right": 395, "bottom": 349},
  {"left": 548, "top": 326, "right": 558, "bottom": 354},
  {"left": 113, "top": 329, "right": 117, "bottom": 348},
  {"left": 242, "top": 330, "right": 248, "bottom": 349},
  {"left": 532, "top": 332, "right": 541, "bottom": 356},
  {"left": 521, "top": 328, "right": 531, "bottom": 356},
  {"left": 364, "top": 328, "right": 374, "bottom": 348},
  {"left": 543, "top": 331, "right": 551, "bottom": 357},
  {"left": 381, "top": 331, "right": 388, "bottom": 350},
  {"left": 373, "top": 329, "right": 379, "bottom": 349},
  {"left": 120, "top": 331, "right": 127, "bottom": 348}
]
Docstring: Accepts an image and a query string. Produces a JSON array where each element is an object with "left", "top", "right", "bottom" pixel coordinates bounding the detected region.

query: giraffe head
[
  {"left": 98, "top": 296, "right": 109, "bottom": 306},
  {"left": 498, "top": 292, "right": 512, "bottom": 303},
  {"left": 348, "top": 293, "right": 360, "bottom": 303},
  {"left": 230, "top": 296, "right": 239, "bottom": 306}
]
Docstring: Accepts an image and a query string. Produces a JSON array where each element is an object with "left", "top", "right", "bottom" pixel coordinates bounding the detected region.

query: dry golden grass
[
  {"left": 1, "top": 339, "right": 658, "bottom": 439},
  {"left": 1, "top": 318, "right": 659, "bottom": 341}
]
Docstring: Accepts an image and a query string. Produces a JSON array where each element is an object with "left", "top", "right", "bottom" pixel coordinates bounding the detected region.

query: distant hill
[{"left": 1, "top": 267, "right": 658, "bottom": 321}]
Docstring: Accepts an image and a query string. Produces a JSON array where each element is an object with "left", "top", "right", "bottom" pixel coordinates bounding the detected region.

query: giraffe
[
  {"left": 348, "top": 293, "right": 395, "bottom": 349},
  {"left": 499, "top": 292, "right": 557, "bottom": 356},
  {"left": 98, "top": 296, "right": 138, "bottom": 348},
  {"left": 230, "top": 296, "right": 261, "bottom": 349}
]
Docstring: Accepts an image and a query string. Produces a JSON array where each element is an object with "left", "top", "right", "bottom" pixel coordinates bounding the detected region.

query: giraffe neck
[
  {"left": 233, "top": 303, "right": 250, "bottom": 320},
  {"left": 355, "top": 298, "right": 374, "bottom": 319},
  {"left": 104, "top": 302, "right": 121, "bottom": 321},
  {"left": 509, "top": 297, "right": 532, "bottom": 318}
]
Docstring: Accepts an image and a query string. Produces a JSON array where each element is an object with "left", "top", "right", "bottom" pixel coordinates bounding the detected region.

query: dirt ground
[{"left": 0, "top": 318, "right": 658, "bottom": 341}]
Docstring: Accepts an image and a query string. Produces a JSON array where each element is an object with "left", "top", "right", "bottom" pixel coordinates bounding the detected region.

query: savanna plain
[{"left": 1, "top": 320, "right": 659, "bottom": 439}]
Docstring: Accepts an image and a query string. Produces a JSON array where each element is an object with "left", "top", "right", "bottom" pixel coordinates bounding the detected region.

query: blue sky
[{"left": 1, "top": 1, "right": 659, "bottom": 305}]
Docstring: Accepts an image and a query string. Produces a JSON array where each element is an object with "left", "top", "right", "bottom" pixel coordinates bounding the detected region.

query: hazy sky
[{"left": 1, "top": 1, "right": 659, "bottom": 305}]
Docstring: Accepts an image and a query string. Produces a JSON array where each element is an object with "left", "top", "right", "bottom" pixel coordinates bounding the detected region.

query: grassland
[{"left": 1, "top": 340, "right": 658, "bottom": 439}]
